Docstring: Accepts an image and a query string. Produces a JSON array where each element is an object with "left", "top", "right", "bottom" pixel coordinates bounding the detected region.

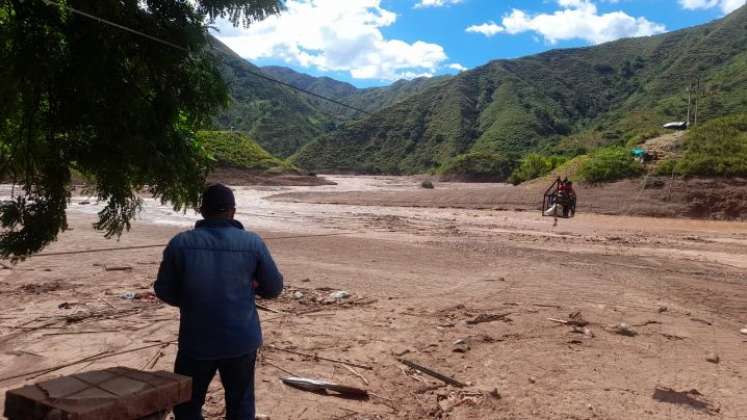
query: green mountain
[
  {"left": 209, "top": 37, "right": 334, "bottom": 159},
  {"left": 209, "top": 36, "right": 452, "bottom": 159},
  {"left": 261, "top": 65, "right": 451, "bottom": 119},
  {"left": 293, "top": 5, "right": 747, "bottom": 174}
]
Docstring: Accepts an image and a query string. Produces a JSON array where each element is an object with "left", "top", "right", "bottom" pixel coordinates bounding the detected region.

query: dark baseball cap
[{"left": 200, "top": 184, "right": 236, "bottom": 214}]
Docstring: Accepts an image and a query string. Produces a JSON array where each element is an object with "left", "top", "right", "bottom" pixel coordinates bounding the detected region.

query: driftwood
[
  {"left": 262, "top": 360, "right": 298, "bottom": 376},
  {"left": 141, "top": 343, "right": 170, "bottom": 370},
  {"left": 281, "top": 376, "right": 368, "bottom": 398},
  {"left": 0, "top": 340, "right": 177, "bottom": 384},
  {"left": 256, "top": 304, "right": 285, "bottom": 314},
  {"left": 266, "top": 345, "right": 373, "bottom": 371},
  {"left": 399, "top": 359, "right": 466, "bottom": 388},
  {"left": 104, "top": 265, "right": 133, "bottom": 271},
  {"left": 466, "top": 312, "right": 512, "bottom": 325},
  {"left": 342, "top": 364, "right": 369, "bottom": 385},
  {"left": 42, "top": 330, "right": 119, "bottom": 337}
]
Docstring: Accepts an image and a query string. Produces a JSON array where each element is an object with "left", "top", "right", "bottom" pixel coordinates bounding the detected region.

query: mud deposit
[{"left": 1, "top": 176, "right": 746, "bottom": 419}]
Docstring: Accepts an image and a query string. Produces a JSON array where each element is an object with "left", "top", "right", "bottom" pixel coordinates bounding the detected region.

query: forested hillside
[
  {"left": 210, "top": 37, "right": 450, "bottom": 158},
  {"left": 292, "top": 5, "right": 747, "bottom": 174},
  {"left": 210, "top": 37, "right": 333, "bottom": 158}
]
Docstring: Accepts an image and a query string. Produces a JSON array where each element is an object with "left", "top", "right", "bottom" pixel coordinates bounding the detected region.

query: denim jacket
[{"left": 154, "top": 219, "right": 283, "bottom": 359}]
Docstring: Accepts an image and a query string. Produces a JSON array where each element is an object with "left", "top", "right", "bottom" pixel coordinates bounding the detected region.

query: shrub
[
  {"left": 508, "top": 153, "right": 567, "bottom": 185},
  {"left": 576, "top": 146, "right": 644, "bottom": 183},
  {"left": 421, "top": 180, "right": 435, "bottom": 189},
  {"left": 438, "top": 152, "right": 514, "bottom": 182},
  {"left": 674, "top": 113, "right": 747, "bottom": 177},
  {"left": 654, "top": 159, "right": 678, "bottom": 176}
]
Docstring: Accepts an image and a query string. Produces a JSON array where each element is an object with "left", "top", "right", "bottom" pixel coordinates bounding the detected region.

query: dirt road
[{"left": 1, "top": 176, "right": 746, "bottom": 419}]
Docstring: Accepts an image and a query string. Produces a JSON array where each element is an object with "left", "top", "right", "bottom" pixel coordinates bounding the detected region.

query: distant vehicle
[{"left": 663, "top": 121, "right": 688, "bottom": 130}]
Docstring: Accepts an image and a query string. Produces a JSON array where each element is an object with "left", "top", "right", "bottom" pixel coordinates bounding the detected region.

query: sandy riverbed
[{"left": 1, "top": 176, "right": 746, "bottom": 419}]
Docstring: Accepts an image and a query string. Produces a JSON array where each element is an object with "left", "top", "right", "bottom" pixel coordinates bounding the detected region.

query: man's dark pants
[{"left": 173, "top": 350, "right": 257, "bottom": 420}]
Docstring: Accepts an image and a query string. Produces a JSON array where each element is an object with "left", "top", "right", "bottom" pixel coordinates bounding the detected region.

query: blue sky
[{"left": 212, "top": 0, "right": 745, "bottom": 88}]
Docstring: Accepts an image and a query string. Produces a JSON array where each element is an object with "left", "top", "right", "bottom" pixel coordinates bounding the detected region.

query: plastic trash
[{"left": 329, "top": 290, "right": 351, "bottom": 301}]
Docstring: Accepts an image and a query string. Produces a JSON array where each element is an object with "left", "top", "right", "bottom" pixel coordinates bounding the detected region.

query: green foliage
[
  {"left": 437, "top": 152, "right": 515, "bottom": 182},
  {"left": 654, "top": 159, "right": 679, "bottom": 176},
  {"left": 198, "top": 130, "right": 293, "bottom": 172},
  {"left": 0, "top": 0, "right": 282, "bottom": 259},
  {"left": 576, "top": 147, "right": 644, "bottom": 183},
  {"left": 508, "top": 154, "right": 567, "bottom": 185},
  {"left": 197, "top": 0, "right": 283, "bottom": 26},
  {"left": 673, "top": 113, "right": 747, "bottom": 176}
]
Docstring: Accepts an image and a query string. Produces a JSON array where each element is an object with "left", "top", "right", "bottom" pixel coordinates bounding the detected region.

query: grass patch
[{"left": 198, "top": 131, "right": 295, "bottom": 172}]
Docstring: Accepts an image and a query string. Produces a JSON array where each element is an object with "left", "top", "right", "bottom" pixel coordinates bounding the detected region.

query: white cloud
[
  {"left": 448, "top": 63, "right": 468, "bottom": 71},
  {"left": 466, "top": 21, "right": 504, "bottom": 36},
  {"left": 415, "top": 0, "right": 463, "bottom": 8},
  {"left": 679, "top": 0, "right": 746, "bottom": 14},
  {"left": 212, "top": 0, "right": 448, "bottom": 81},
  {"left": 466, "top": 0, "right": 666, "bottom": 44}
]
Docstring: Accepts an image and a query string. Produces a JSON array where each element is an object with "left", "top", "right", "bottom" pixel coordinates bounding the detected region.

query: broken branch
[
  {"left": 266, "top": 345, "right": 373, "bottom": 371},
  {"left": 0, "top": 340, "right": 177, "bottom": 384},
  {"left": 342, "top": 364, "right": 369, "bottom": 385},
  {"left": 399, "top": 359, "right": 466, "bottom": 388}
]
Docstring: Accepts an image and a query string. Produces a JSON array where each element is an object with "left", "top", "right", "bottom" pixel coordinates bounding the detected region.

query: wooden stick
[
  {"left": 466, "top": 312, "right": 512, "bottom": 325},
  {"left": 0, "top": 320, "right": 61, "bottom": 344},
  {"left": 141, "top": 349, "right": 161, "bottom": 370},
  {"left": 256, "top": 304, "right": 285, "bottom": 314},
  {"left": 262, "top": 360, "right": 298, "bottom": 376},
  {"left": 369, "top": 392, "right": 393, "bottom": 401},
  {"left": 547, "top": 318, "right": 569, "bottom": 324},
  {"left": 266, "top": 345, "right": 373, "bottom": 370},
  {"left": 342, "top": 364, "right": 369, "bottom": 385},
  {"left": 98, "top": 297, "right": 117, "bottom": 310},
  {"left": 146, "top": 349, "right": 166, "bottom": 370},
  {"left": 399, "top": 359, "right": 466, "bottom": 388},
  {"left": 25, "top": 351, "right": 112, "bottom": 381},
  {"left": 42, "top": 330, "right": 119, "bottom": 337},
  {"left": 293, "top": 307, "right": 328, "bottom": 316},
  {"left": 0, "top": 340, "right": 177, "bottom": 384}
]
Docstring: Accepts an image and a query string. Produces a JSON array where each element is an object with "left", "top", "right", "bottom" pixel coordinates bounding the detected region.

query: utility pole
[
  {"left": 686, "top": 83, "right": 692, "bottom": 126},
  {"left": 693, "top": 77, "right": 701, "bottom": 127}
]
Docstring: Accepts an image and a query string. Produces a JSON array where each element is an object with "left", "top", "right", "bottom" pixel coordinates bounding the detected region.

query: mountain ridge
[
  {"left": 292, "top": 5, "right": 747, "bottom": 174},
  {"left": 209, "top": 36, "right": 333, "bottom": 158},
  {"left": 260, "top": 65, "right": 452, "bottom": 119}
]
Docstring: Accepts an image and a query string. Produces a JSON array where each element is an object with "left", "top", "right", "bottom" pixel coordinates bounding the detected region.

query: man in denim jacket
[{"left": 155, "top": 184, "right": 283, "bottom": 419}]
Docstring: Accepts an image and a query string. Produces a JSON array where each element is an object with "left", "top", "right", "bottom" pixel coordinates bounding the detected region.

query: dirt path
[{"left": 1, "top": 176, "right": 746, "bottom": 419}]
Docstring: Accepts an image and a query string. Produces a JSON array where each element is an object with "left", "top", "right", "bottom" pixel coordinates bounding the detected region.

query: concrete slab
[{"left": 4, "top": 367, "right": 191, "bottom": 420}]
